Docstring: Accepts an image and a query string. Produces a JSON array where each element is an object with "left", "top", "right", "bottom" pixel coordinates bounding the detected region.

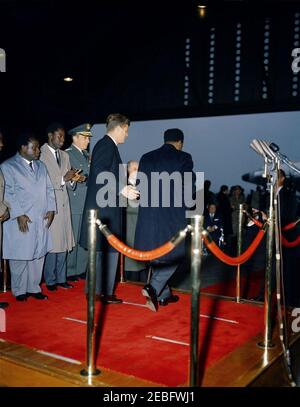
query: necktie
[
  {"left": 29, "top": 161, "right": 34, "bottom": 172},
  {"left": 55, "top": 150, "right": 61, "bottom": 167},
  {"left": 82, "top": 150, "right": 89, "bottom": 161}
]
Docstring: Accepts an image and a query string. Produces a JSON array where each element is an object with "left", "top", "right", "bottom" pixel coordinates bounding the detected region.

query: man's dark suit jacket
[
  {"left": 79, "top": 135, "right": 122, "bottom": 252},
  {"left": 203, "top": 212, "right": 223, "bottom": 244},
  {"left": 134, "top": 143, "right": 195, "bottom": 263}
]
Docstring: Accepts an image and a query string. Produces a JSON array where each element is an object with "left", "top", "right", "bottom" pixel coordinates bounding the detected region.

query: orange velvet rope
[
  {"left": 203, "top": 228, "right": 267, "bottom": 266},
  {"left": 106, "top": 235, "right": 175, "bottom": 261}
]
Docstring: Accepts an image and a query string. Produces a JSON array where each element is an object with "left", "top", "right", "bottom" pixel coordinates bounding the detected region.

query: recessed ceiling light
[{"left": 64, "top": 77, "right": 73, "bottom": 82}]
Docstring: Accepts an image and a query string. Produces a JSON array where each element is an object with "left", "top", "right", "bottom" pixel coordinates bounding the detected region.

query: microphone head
[{"left": 269, "top": 142, "right": 279, "bottom": 152}]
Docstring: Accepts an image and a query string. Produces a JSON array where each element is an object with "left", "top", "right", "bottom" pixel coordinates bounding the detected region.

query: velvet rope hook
[{"left": 96, "top": 219, "right": 192, "bottom": 261}]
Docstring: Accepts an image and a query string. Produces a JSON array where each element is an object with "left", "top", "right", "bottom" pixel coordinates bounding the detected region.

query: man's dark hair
[
  {"left": 220, "top": 185, "right": 228, "bottom": 193},
  {"left": 164, "top": 128, "right": 184, "bottom": 143},
  {"left": 106, "top": 114, "right": 130, "bottom": 132},
  {"left": 16, "top": 131, "right": 37, "bottom": 151},
  {"left": 46, "top": 122, "right": 64, "bottom": 135}
]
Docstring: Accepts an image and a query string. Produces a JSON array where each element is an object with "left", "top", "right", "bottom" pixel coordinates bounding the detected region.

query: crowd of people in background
[{"left": 203, "top": 180, "right": 270, "bottom": 251}]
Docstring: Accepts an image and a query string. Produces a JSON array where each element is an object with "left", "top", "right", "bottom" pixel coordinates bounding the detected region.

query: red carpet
[
  {"left": 202, "top": 270, "right": 264, "bottom": 298},
  {"left": 0, "top": 281, "right": 264, "bottom": 386}
]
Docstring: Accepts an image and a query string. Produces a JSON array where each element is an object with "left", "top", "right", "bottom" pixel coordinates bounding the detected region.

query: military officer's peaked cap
[{"left": 68, "top": 123, "right": 92, "bottom": 136}]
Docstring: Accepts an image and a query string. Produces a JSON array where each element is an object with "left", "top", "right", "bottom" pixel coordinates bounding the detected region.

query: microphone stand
[
  {"left": 258, "top": 160, "right": 275, "bottom": 350},
  {"left": 251, "top": 140, "right": 296, "bottom": 385}
]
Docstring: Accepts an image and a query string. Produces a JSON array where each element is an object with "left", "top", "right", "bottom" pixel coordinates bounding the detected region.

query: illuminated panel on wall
[
  {"left": 184, "top": 37, "right": 191, "bottom": 106},
  {"left": 234, "top": 23, "right": 242, "bottom": 102},
  {"left": 208, "top": 27, "right": 216, "bottom": 104}
]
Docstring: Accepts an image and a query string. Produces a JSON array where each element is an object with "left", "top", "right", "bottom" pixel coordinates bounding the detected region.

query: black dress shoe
[
  {"left": 46, "top": 284, "right": 57, "bottom": 291},
  {"left": 57, "top": 282, "right": 73, "bottom": 289},
  {"left": 142, "top": 284, "right": 158, "bottom": 312},
  {"left": 16, "top": 294, "right": 27, "bottom": 302},
  {"left": 27, "top": 292, "right": 48, "bottom": 300},
  {"left": 67, "top": 276, "right": 79, "bottom": 282},
  {"left": 0, "top": 302, "right": 9, "bottom": 309},
  {"left": 159, "top": 295, "right": 180, "bottom": 306},
  {"left": 101, "top": 295, "right": 123, "bottom": 304}
]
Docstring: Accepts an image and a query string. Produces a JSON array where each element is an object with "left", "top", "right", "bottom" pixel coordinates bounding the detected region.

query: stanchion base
[
  {"left": 80, "top": 368, "right": 101, "bottom": 377},
  {"left": 257, "top": 341, "right": 276, "bottom": 349}
]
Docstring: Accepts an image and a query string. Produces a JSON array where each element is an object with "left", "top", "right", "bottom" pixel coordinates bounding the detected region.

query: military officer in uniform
[{"left": 66, "top": 124, "right": 92, "bottom": 281}]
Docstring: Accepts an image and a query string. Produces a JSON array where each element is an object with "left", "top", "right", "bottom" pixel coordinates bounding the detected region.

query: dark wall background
[{"left": 1, "top": 0, "right": 300, "bottom": 157}]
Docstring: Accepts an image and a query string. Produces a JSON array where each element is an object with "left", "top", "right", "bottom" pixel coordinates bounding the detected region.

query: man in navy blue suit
[
  {"left": 80, "top": 114, "right": 139, "bottom": 303},
  {"left": 203, "top": 203, "right": 224, "bottom": 246},
  {"left": 135, "top": 128, "right": 195, "bottom": 311}
]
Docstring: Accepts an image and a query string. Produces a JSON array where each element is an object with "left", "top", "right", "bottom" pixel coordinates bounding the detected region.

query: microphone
[{"left": 269, "top": 142, "right": 279, "bottom": 153}]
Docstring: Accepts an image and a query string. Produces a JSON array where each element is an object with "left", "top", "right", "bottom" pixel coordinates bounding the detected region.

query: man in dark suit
[
  {"left": 203, "top": 203, "right": 224, "bottom": 246},
  {"left": 134, "top": 128, "right": 195, "bottom": 311},
  {"left": 80, "top": 114, "right": 139, "bottom": 304},
  {"left": 252, "top": 169, "right": 300, "bottom": 305},
  {"left": 277, "top": 170, "right": 300, "bottom": 307}
]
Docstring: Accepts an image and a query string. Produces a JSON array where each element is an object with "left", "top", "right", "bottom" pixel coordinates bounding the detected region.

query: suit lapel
[
  {"left": 44, "top": 144, "right": 63, "bottom": 177},
  {"left": 16, "top": 153, "right": 36, "bottom": 178}
]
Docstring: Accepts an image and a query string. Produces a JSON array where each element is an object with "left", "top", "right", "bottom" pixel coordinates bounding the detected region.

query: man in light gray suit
[
  {"left": 40, "top": 123, "right": 81, "bottom": 292},
  {"left": 65, "top": 124, "right": 92, "bottom": 281},
  {"left": 1, "top": 133, "right": 56, "bottom": 301},
  {"left": 0, "top": 131, "right": 9, "bottom": 309}
]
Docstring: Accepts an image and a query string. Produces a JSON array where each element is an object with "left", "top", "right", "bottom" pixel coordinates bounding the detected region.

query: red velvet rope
[
  {"left": 203, "top": 228, "right": 267, "bottom": 266},
  {"left": 250, "top": 217, "right": 264, "bottom": 228},
  {"left": 281, "top": 235, "right": 300, "bottom": 248},
  {"left": 245, "top": 212, "right": 300, "bottom": 233},
  {"left": 282, "top": 219, "right": 300, "bottom": 232},
  {"left": 245, "top": 213, "right": 300, "bottom": 248}
]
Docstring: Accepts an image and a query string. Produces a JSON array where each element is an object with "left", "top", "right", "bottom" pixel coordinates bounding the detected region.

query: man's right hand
[
  {"left": 17, "top": 215, "right": 32, "bottom": 233},
  {"left": 63, "top": 169, "right": 78, "bottom": 182},
  {"left": 0, "top": 209, "right": 9, "bottom": 222},
  {"left": 121, "top": 185, "right": 140, "bottom": 200}
]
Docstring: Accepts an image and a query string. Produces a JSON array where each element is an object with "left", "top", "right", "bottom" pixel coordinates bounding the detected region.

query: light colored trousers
[{"left": 9, "top": 257, "right": 45, "bottom": 297}]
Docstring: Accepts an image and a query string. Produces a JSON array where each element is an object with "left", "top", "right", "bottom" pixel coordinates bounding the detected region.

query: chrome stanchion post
[
  {"left": 258, "top": 176, "right": 275, "bottom": 349},
  {"left": 119, "top": 254, "right": 125, "bottom": 283},
  {"left": 236, "top": 204, "right": 244, "bottom": 303},
  {"left": 189, "top": 215, "right": 203, "bottom": 387},
  {"left": 81, "top": 209, "right": 101, "bottom": 379}
]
